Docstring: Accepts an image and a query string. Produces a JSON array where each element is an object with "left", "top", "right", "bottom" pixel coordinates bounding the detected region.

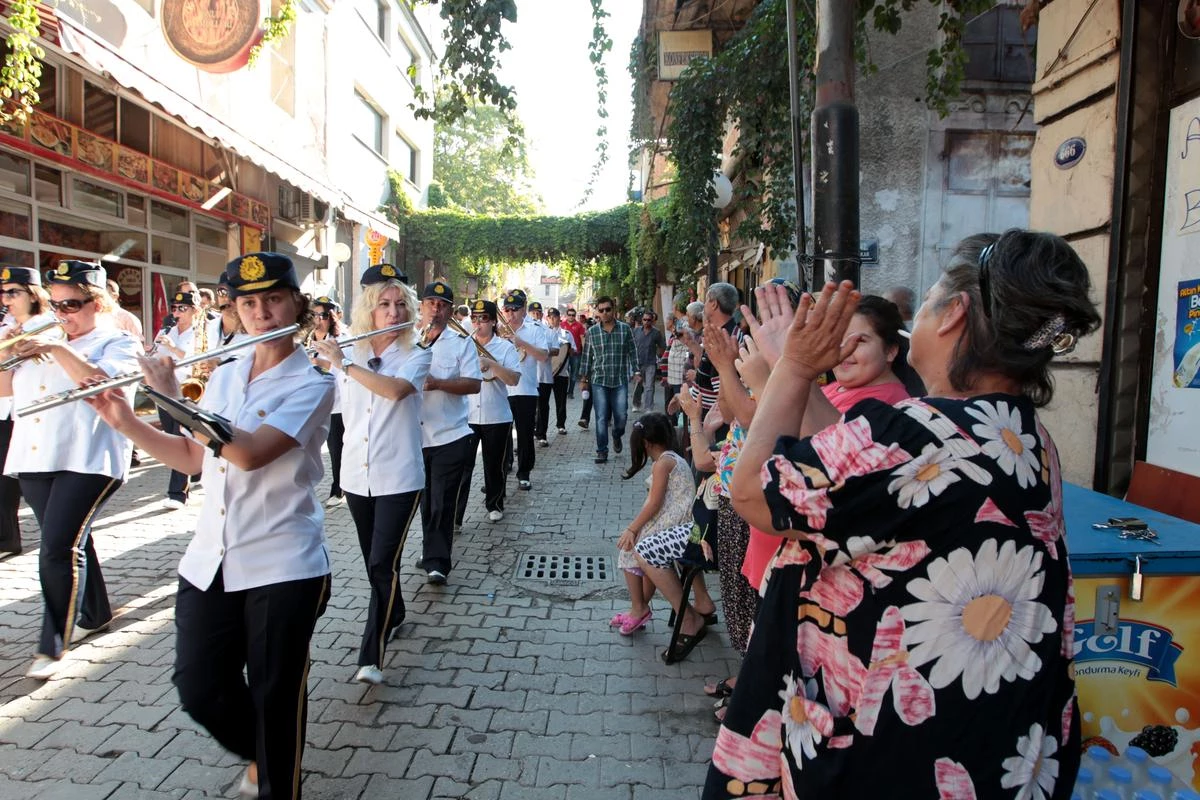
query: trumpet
[
  {"left": 305, "top": 321, "right": 418, "bottom": 359},
  {"left": 17, "top": 324, "right": 301, "bottom": 417},
  {"left": 445, "top": 317, "right": 498, "bottom": 381},
  {"left": 0, "top": 320, "right": 66, "bottom": 372},
  {"left": 495, "top": 314, "right": 528, "bottom": 362}
]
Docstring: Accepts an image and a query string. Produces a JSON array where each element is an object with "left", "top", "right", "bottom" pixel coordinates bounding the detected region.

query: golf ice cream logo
[{"left": 1075, "top": 620, "right": 1182, "bottom": 685}]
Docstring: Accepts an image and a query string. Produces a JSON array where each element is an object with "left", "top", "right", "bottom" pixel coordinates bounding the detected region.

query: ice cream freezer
[{"left": 1065, "top": 482, "right": 1200, "bottom": 788}]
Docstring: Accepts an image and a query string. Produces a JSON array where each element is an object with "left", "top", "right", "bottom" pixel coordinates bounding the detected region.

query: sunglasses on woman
[
  {"left": 49, "top": 299, "right": 87, "bottom": 314},
  {"left": 314, "top": 312, "right": 332, "bottom": 320},
  {"left": 170, "top": 304, "right": 194, "bottom": 312},
  {"left": 0, "top": 288, "right": 30, "bottom": 298}
]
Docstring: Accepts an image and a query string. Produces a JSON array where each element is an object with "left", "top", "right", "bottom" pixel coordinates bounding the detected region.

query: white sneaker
[
  {"left": 325, "top": 495, "right": 345, "bottom": 508},
  {"left": 353, "top": 665, "right": 383, "bottom": 685},
  {"left": 70, "top": 623, "right": 109, "bottom": 645},
  {"left": 488, "top": 510, "right": 503, "bottom": 522},
  {"left": 237, "top": 765, "right": 258, "bottom": 798},
  {"left": 161, "top": 498, "right": 185, "bottom": 511},
  {"left": 26, "top": 655, "right": 59, "bottom": 680}
]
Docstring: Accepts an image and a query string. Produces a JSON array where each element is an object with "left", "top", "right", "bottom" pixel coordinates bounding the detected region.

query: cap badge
[
  {"left": 57, "top": 262, "right": 70, "bottom": 275},
  {"left": 381, "top": 265, "right": 396, "bottom": 278},
  {"left": 434, "top": 284, "right": 445, "bottom": 294},
  {"left": 240, "top": 255, "right": 266, "bottom": 281},
  {"left": 1, "top": 269, "right": 8, "bottom": 281}
]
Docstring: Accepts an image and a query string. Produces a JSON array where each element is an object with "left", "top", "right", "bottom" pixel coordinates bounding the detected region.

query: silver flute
[
  {"left": 305, "top": 321, "right": 417, "bottom": 356},
  {"left": 17, "top": 324, "right": 302, "bottom": 417}
]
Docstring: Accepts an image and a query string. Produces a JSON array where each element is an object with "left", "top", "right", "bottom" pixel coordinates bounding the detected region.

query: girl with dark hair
[
  {"left": 310, "top": 297, "right": 346, "bottom": 507},
  {"left": 707, "top": 230, "right": 1100, "bottom": 799},
  {"left": 611, "top": 411, "right": 693, "bottom": 636}
]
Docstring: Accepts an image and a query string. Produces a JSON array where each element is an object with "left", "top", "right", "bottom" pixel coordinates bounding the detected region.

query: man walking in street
[
  {"left": 630, "top": 309, "right": 665, "bottom": 412},
  {"left": 577, "top": 296, "right": 637, "bottom": 464},
  {"left": 528, "top": 302, "right": 560, "bottom": 447},
  {"left": 561, "top": 306, "right": 586, "bottom": 399},
  {"left": 544, "top": 307, "right": 575, "bottom": 435},
  {"left": 499, "top": 290, "right": 553, "bottom": 489}
]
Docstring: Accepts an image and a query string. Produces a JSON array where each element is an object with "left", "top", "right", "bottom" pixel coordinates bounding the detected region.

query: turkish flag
[{"left": 151, "top": 273, "right": 169, "bottom": 336}]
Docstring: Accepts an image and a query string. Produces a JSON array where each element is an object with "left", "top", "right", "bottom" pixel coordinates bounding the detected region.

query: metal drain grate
[{"left": 517, "top": 553, "right": 612, "bottom": 583}]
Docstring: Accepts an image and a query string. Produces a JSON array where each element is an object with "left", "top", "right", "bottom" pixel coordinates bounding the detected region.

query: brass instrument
[
  {"left": 445, "top": 317, "right": 499, "bottom": 381},
  {"left": 0, "top": 320, "right": 66, "bottom": 372},
  {"left": 179, "top": 316, "right": 210, "bottom": 403},
  {"left": 17, "top": 324, "right": 302, "bottom": 417},
  {"left": 496, "top": 314, "right": 528, "bottom": 362}
]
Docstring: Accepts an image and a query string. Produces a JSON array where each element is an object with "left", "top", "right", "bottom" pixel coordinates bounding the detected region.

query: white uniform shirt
[
  {"left": 0, "top": 312, "right": 57, "bottom": 421},
  {"left": 419, "top": 330, "right": 482, "bottom": 448},
  {"left": 340, "top": 340, "right": 432, "bottom": 496},
  {"left": 178, "top": 346, "right": 335, "bottom": 592},
  {"left": 306, "top": 331, "right": 343, "bottom": 415},
  {"left": 5, "top": 326, "right": 140, "bottom": 480},
  {"left": 547, "top": 324, "right": 575, "bottom": 380},
  {"left": 164, "top": 323, "right": 198, "bottom": 383},
  {"left": 468, "top": 337, "right": 520, "bottom": 425},
  {"left": 533, "top": 319, "right": 558, "bottom": 384},
  {"left": 507, "top": 321, "right": 551, "bottom": 398}
]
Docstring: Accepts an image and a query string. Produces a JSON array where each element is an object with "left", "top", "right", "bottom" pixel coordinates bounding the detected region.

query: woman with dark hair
[
  {"left": 611, "top": 411, "right": 694, "bottom": 636},
  {"left": 706, "top": 230, "right": 1100, "bottom": 799},
  {"left": 88, "top": 252, "right": 334, "bottom": 798},
  {"left": 310, "top": 296, "right": 346, "bottom": 507},
  {"left": 0, "top": 266, "right": 53, "bottom": 557}
]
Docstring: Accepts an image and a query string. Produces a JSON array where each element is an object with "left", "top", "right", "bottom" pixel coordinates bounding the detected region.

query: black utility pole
[
  {"left": 811, "top": 0, "right": 860, "bottom": 288},
  {"left": 785, "top": 0, "right": 809, "bottom": 290}
]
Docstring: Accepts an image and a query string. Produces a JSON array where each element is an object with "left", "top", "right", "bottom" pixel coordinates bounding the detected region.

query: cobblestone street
[{"left": 0, "top": 395, "right": 738, "bottom": 799}]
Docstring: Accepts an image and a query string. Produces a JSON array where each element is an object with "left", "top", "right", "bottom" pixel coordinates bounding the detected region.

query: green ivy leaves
[{"left": 1, "top": 0, "right": 45, "bottom": 124}]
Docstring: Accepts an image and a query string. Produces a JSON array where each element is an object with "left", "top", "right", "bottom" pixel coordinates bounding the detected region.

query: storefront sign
[
  {"left": 1054, "top": 137, "right": 1087, "bottom": 169},
  {"left": 658, "top": 30, "right": 712, "bottom": 81},
  {"left": 365, "top": 228, "right": 388, "bottom": 264},
  {"left": 1148, "top": 98, "right": 1200, "bottom": 476},
  {"left": 859, "top": 239, "right": 878, "bottom": 264},
  {"left": 161, "top": 0, "right": 263, "bottom": 74}
]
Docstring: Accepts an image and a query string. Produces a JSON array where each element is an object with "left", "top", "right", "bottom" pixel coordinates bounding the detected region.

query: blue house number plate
[{"left": 1055, "top": 137, "right": 1087, "bottom": 169}]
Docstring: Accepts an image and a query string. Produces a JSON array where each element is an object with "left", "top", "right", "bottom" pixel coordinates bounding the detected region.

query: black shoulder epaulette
[{"left": 313, "top": 365, "right": 331, "bottom": 376}]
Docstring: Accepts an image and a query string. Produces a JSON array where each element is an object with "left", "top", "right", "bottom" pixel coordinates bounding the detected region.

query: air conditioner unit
[{"left": 278, "top": 186, "right": 325, "bottom": 225}]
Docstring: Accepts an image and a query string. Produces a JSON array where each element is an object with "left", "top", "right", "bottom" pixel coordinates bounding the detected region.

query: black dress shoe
[
  {"left": 594, "top": 453, "right": 608, "bottom": 464},
  {"left": 613, "top": 436, "right": 623, "bottom": 454}
]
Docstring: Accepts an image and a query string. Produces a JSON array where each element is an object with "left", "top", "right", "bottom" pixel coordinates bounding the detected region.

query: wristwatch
[{"left": 341, "top": 356, "right": 354, "bottom": 370}]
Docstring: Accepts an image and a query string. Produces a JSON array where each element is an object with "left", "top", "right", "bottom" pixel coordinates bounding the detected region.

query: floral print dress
[{"left": 704, "top": 395, "right": 1080, "bottom": 800}]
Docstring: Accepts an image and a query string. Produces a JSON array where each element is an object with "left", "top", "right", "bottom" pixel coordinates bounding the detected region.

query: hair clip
[
  {"left": 633, "top": 420, "right": 644, "bottom": 429},
  {"left": 1023, "top": 314, "right": 1069, "bottom": 353}
]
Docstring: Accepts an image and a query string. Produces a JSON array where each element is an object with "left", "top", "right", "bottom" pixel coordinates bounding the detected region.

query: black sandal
[
  {"left": 662, "top": 625, "right": 708, "bottom": 664},
  {"left": 704, "top": 677, "right": 735, "bottom": 699}
]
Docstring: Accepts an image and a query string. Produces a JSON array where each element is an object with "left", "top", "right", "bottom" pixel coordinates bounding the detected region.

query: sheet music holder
[{"left": 142, "top": 385, "right": 235, "bottom": 445}]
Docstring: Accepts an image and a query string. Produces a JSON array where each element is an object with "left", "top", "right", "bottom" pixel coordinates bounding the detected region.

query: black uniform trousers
[
  {"left": 174, "top": 569, "right": 329, "bottom": 800},
  {"left": 20, "top": 471, "right": 119, "bottom": 658},
  {"left": 345, "top": 490, "right": 419, "bottom": 666},
  {"left": 505, "top": 395, "right": 537, "bottom": 481},
  {"left": 456, "top": 422, "right": 511, "bottom": 523},
  {"left": 326, "top": 413, "right": 344, "bottom": 499},
  {"left": 157, "top": 412, "right": 193, "bottom": 503},
  {"left": 419, "top": 432, "right": 476, "bottom": 575},
  {"left": 552, "top": 375, "right": 570, "bottom": 430},
  {"left": 0, "top": 418, "right": 22, "bottom": 554},
  {"left": 534, "top": 382, "right": 554, "bottom": 440}
]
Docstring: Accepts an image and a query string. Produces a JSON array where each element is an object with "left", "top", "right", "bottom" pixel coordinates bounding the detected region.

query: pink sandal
[
  {"left": 619, "top": 609, "right": 652, "bottom": 636},
  {"left": 609, "top": 612, "right": 634, "bottom": 627}
]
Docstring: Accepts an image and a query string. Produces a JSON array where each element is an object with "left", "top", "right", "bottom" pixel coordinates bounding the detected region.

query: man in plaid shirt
[{"left": 577, "top": 296, "right": 637, "bottom": 464}]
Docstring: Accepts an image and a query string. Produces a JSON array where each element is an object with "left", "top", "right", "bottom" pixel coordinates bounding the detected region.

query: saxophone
[{"left": 180, "top": 316, "right": 210, "bottom": 402}]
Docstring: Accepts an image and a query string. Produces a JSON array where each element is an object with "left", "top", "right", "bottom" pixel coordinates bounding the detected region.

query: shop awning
[{"left": 53, "top": 14, "right": 351, "bottom": 217}]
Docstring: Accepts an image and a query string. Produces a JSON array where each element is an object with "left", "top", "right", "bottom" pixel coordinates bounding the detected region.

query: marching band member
[
  {"left": 499, "top": 290, "right": 552, "bottom": 490},
  {"left": 416, "top": 280, "right": 481, "bottom": 584},
  {"left": 544, "top": 307, "right": 576, "bottom": 435},
  {"left": 313, "top": 267, "right": 429, "bottom": 685},
  {"left": 528, "top": 301, "right": 559, "bottom": 447},
  {"left": 205, "top": 276, "right": 247, "bottom": 351},
  {"left": 455, "top": 299, "right": 520, "bottom": 526},
  {"left": 87, "top": 252, "right": 334, "bottom": 799},
  {"left": 153, "top": 289, "right": 204, "bottom": 510},
  {"left": 309, "top": 296, "right": 346, "bottom": 508},
  {"left": 0, "top": 266, "right": 53, "bottom": 558},
  {"left": 0, "top": 260, "right": 140, "bottom": 679}
]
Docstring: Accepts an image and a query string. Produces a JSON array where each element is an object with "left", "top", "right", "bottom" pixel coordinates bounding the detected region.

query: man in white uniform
[
  {"left": 153, "top": 289, "right": 204, "bottom": 509},
  {"left": 417, "top": 281, "right": 482, "bottom": 584},
  {"left": 499, "top": 290, "right": 552, "bottom": 490}
]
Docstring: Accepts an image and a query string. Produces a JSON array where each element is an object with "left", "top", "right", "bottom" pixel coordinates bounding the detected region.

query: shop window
[
  {"left": 394, "top": 132, "right": 418, "bottom": 184},
  {"left": 128, "top": 195, "right": 147, "bottom": 228},
  {"left": 83, "top": 81, "right": 118, "bottom": 139},
  {"left": 120, "top": 101, "right": 151, "bottom": 154},
  {"left": 963, "top": 6, "right": 1035, "bottom": 85},
  {"left": 150, "top": 200, "right": 189, "bottom": 236},
  {"left": 0, "top": 247, "right": 34, "bottom": 268},
  {"left": 0, "top": 153, "right": 30, "bottom": 196},
  {"left": 34, "top": 165, "right": 62, "bottom": 206},
  {"left": 354, "top": 91, "right": 385, "bottom": 155},
  {"left": 152, "top": 235, "right": 190, "bottom": 269},
  {"left": 36, "top": 61, "right": 57, "bottom": 115},
  {"left": 38, "top": 208, "right": 147, "bottom": 262},
  {"left": 0, "top": 198, "right": 31, "bottom": 240},
  {"left": 195, "top": 219, "right": 227, "bottom": 249},
  {"left": 72, "top": 178, "right": 124, "bottom": 219}
]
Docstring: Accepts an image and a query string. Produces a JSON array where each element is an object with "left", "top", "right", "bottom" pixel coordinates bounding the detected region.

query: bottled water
[
  {"left": 1147, "top": 766, "right": 1177, "bottom": 793},
  {"left": 1087, "top": 746, "right": 1115, "bottom": 770},
  {"left": 1125, "top": 747, "right": 1151, "bottom": 786},
  {"left": 1077, "top": 767, "right": 1096, "bottom": 796},
  {"left": 1133, "top": 792, "right": 1164, "bottom": 800},
  {"left": 1172, "top": 791, "right": 1200, "bottom": 800},
  {"left": 1109, "top": 765, "right": 1135, "bottom": 799}
]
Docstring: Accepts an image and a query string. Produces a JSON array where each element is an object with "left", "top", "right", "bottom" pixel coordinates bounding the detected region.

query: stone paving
[{"left": 0, "top": 395, "right": 740, "bottom": 799}]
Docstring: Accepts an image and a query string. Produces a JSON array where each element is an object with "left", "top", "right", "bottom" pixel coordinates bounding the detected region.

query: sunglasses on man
[
  {"left": 597, "top": 306, "right": 613, "bottom": 313},
  {"left": 170, "top": 304, "right": 194, "bottom": 312}
]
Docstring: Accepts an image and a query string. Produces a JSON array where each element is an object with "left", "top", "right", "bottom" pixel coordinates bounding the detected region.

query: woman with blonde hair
[{"left": 312, "top": 266, "right": 431, "bottom": 686}]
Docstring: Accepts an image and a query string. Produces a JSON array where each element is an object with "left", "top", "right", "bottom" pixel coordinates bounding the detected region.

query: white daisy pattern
[
  {"left": 965, "top": 400, "right": 1041, "bottom": 488},
  {"left": 886, "top": 443, "right": 991, "bottom": 510},
  {"left": 778, "top": 674, "right": 832, "bottom": 769},
  {"left": 1000, "top": 723, "right": 1059, "bottom": 800},
  {"left": 901, "top": 539, "right": 1058, "bottom": 700}
]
